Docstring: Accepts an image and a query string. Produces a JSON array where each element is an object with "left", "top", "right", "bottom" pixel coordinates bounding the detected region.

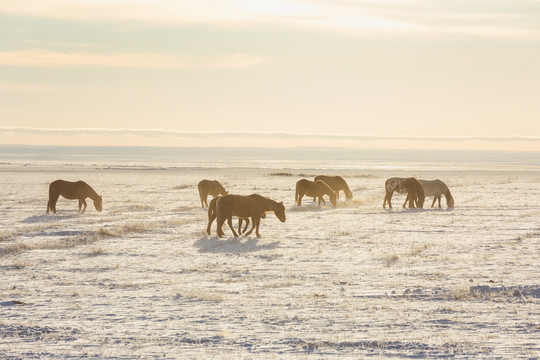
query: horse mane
[
  {"left": 250, "top": 193, "right": 279, "bottom": 210},
  {"left": 416, "top": 179, "right": 424, "bottom": 199},
  {"left": 405, "top": 177, "right": 424, "bottom": 207},
  {"left": 80, "top": 181, "right": 101, "bottom": 201},
  {"left": 340, "top": 178, "right": 352, "bottom": 197},
  {"left": 216, "top": 181, "right": 227, "bottom": 194}
]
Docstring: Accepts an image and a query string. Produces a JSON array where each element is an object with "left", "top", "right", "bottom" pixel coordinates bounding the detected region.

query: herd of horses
[{"left": 46, "top": 176, "right": 454, "bottom": 238}]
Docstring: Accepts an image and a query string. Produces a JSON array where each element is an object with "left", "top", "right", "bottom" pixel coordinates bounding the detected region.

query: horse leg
[
  {"left": 384, "top": 190, "right": 393, "bottom": 209},
  {"left": 237, "top": 218, "right": 249, "bottom": 235},
  {"left": 244, "top": 216, "right": 260, "bottom": 237},
  {"left": 409, "top": 194, "right": 418, "bottom": 209},
  {"left": 431, "top": 196, "right": 436, "bottom": 208},
  {"left": 254, "top": 216, "right": 262, "bottom": 238},
  {"left": 49, "top": 194, "right": 59, "bottom": 214},
  {"left": 216, "top": 215, "right": 226, "bottom": 237},
  {"left": 227, "top": 217, "right": 239, "bottom": 238},
  {"left": 200, "top": 194, "right": 205, "bottom": 208},
  {"left": 320, "top": 197, "right": 326, "bottom": 206},
  {"left": 437, "top": 196, "right": 442, "bottom": 208},
  {"left": 404, "top": 193, "right": 415, "bottom": 208},
  {"left": 79, "top": 199, "right": 87, "bottom": 214},
  {"left": 237, "top": 218, "right": 243, "bottom": 234},
  {"left": 207, "top": 212, "right": 216, "bottom": 235},
  {"left": 244, "top": 219, "right": 255, "bottom": 237},
  {"left": 240, "top": 218, "right": 250, "bottom": 234}
]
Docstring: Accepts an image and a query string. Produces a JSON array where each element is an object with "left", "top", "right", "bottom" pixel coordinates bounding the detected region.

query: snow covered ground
[{"left": 0, "top": 163, "right": 539, "bottom": 359}]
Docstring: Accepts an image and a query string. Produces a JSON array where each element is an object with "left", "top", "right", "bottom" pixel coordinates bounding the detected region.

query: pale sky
[{"left": 1, "top": 0, "right": 539, "bottom": 150}]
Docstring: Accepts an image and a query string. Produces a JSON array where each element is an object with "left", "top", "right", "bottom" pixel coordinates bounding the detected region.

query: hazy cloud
[
  {"left": 0, "top": 49, "right": 267, "bottom": 69},
  {"left": 0, "top": 82, "right": 142, "bottom": 93},
  {"left": 2, "top": 0, "right": 538, "bottom": 38}
]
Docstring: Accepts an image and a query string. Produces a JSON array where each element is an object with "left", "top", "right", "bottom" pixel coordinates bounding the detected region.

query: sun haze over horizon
[{"left": 1, "top": 1, "right": 539, "bottom": 151}]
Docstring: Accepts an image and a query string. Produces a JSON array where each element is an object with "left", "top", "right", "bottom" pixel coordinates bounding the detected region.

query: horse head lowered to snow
[
  {"left": 419, "top": 179, "right": 454, "bottom": 208},
  {"left": 295, "top": 179, "right": 337, "bottom": 207},
  {"left": 314, "top": 175, "right": 353, "bottom": 200},
  {"left": 198, "top": 179, "right": 228, "bottom": 208},
  {"left": 46, "top": 179, "right": 102, "bottom": 214}
]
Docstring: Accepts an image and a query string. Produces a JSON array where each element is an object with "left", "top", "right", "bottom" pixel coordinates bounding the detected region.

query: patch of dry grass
[
  {"left": 409, "top": 244, "right": 429, "bottom": 257},
  {"left": 86, "top": 245, "right": 105, "bottom": 256},
  {"left": 384, "top": 254, "right": 399, "bottom": 267},
  {"left": 448, "top": 287, "right": 484, "bottom": 300},
  {"left": 268, "top": 172, "right": 294, "bottom": 177},
  {"left": 173, "top": 184, "right": 191, "bottom": 190}
]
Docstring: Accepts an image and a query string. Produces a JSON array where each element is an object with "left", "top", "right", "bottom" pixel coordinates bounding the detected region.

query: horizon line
[{"left": 2, "top": 127, "right": 540, "bottom": 143}]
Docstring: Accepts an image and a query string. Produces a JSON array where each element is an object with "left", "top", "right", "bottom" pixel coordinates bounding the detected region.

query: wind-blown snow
[{"left": 0, "top": 164, "right": 538, "bottom": 359}]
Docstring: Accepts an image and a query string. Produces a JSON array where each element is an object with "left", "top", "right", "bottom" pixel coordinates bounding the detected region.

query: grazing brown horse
[
  {"left": 383, "top": 177, "right": 425, "bottom": 209},
  {"left": 47, "top": 180, "right": 102, "bottom": 214},
  {"left": 314, "top": 175, "right": 353, "bottom": 200},
  {"left": 215, "top": 194, "right": 286, "bottom": 238},
  {"left": 295, "top": 179, "right": 337, "bottom": 207},
  {"left": 198, "top": 179, "right": 228, "bottom": 208},
  {"left": 206, "top": 195, "right": 265, "bottom": 236},
  {"left": 419, "top": 179, "right": 454, "bottom": 208}
]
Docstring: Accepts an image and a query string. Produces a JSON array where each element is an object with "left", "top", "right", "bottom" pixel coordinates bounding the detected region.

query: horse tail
[
  {"left": 208, "top": 201, "right": 214, "bottom": 219},
  {"left": 207, "top": 197, "right": 219, "bottom": 234},
  {"left": 47, "top": 182, "right": 54, "bottom": 214}
]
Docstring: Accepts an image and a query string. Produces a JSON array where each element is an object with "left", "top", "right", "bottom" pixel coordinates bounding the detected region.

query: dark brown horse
[
  {"left": 47, "top": 180, "right": 102, "bottom": 214},
  {"left": 383, "top": 177, "right": 424, "bottom": 209},
  {"left": 402, "top": 178, "right": 425, "bottom": 208},
  {"left": 206, "top": 195, "right": 265, "bottom": 236},
  {"left": 198, "top": 179, "right": 228, "bottom": 208},
  {"left": 215, "top": 194, "right": 286, "bottom": 238},
  {"left": 314, "top": 175, "right": 353, "bottom": 200},
  {"left": 295, "top": 179, "right": 337, "bottom": 207}
]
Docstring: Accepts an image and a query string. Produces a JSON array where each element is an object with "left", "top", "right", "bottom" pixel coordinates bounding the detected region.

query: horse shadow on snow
[
  {"left": 21, "top": 211, "right": 79, "bottom": 223},
  {"left": 194, "top": 236, "right": 280, "bottom": 254}
]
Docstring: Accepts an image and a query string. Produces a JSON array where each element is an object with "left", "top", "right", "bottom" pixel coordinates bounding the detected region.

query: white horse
[{"left": 418, "top": 179, "right": 454, "bottom": 208}]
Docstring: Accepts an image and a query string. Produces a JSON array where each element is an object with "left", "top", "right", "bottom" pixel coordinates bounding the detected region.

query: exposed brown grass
[
  {"left": 173, "top": 184, "right": 191, "bottom": 190},
  {"left": 384, "top": 254, "right": 399, "bottom": 267},
  {"left": 1, "top": 216, "right": 199, "bottom": 257}
]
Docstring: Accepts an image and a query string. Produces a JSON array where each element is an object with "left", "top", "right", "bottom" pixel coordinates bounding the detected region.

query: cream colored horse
[{"left": 419, "top": 179, "right": 454, "bottom": 208}]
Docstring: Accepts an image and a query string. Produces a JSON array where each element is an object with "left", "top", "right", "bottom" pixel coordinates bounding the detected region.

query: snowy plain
[{"left": 0, "top": 154, "right": 539, "bottom": 359}]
